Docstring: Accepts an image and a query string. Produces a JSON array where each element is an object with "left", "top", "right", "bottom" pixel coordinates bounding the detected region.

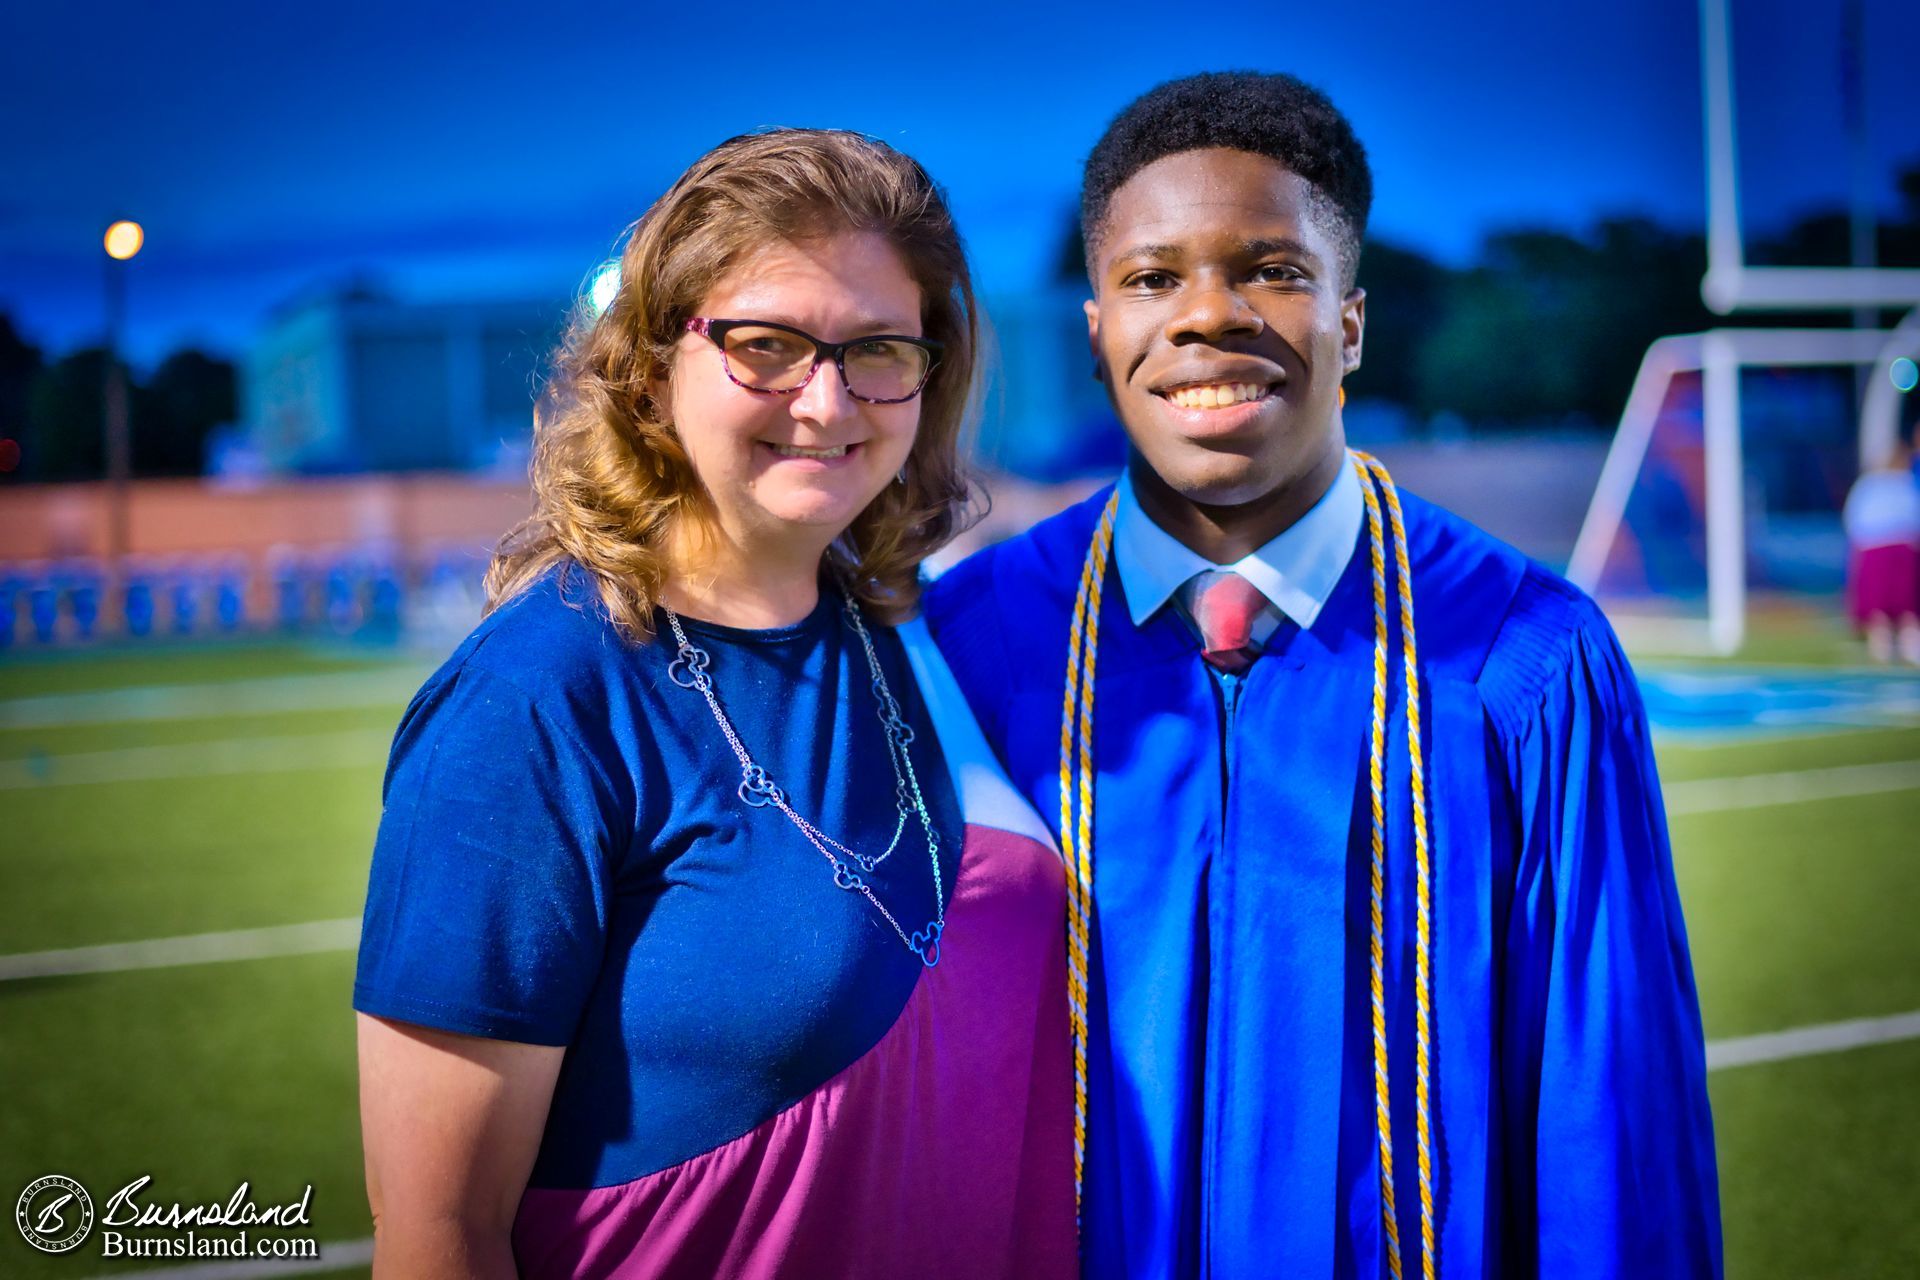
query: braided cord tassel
[
  {"left": 1360, "top": 453, "right": 1439, "bottom": 1280},
  {"left": 1060, "top": 491, "right": 1119, "bottom": 1244},
  {"left": 1354, "top": 453, "right": 1405, "bottom": 1279},
  {"left": 1058, "top": 467, "right": 1437, "bottom": 1276}
]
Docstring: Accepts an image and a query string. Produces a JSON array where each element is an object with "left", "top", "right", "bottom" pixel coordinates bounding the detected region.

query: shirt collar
[{"left": 1112, "top": 457, "right": 1364, "bottom": 632}]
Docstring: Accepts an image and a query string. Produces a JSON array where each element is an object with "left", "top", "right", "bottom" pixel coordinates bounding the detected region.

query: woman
[
  {"left": 1842, "top": 433, "right": 1920, "bottom": 665},
  {"left": 353, "top": 130, "right": 1072, "bottom": 1279}
]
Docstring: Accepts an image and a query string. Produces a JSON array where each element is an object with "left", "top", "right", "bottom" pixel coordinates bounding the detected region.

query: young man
[{"left": 924, "top": 73, "right": 1722, "bottom": 1278}]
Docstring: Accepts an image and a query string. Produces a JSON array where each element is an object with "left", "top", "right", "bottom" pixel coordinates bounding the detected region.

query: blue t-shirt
[{"left": 353, "top": 564, "right": 964, "bottom": 1189}]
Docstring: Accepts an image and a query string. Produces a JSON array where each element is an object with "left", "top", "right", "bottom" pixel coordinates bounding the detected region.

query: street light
[
  {"left": 104, "top": 220, "right": 144, "bottom": 261},
  {"left": 103, "top": 219, "right": 143, "bottom": 634}
]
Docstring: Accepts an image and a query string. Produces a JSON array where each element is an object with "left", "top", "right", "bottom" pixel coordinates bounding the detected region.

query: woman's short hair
[{"left": 486, "top": 128, "right": 982, "bottom": 641}]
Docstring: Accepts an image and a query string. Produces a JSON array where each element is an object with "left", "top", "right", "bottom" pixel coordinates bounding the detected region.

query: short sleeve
[
  {"left": 1500, "top": 610, "right": 1724, "bottom": 1277},
  {"left": 352, "top": 662, "right": 625, "bottom": 1046}
]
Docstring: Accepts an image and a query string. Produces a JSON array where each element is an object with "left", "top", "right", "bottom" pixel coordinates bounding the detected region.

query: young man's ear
[
  {"left": 1085, "top": 299, "right": 1103, "bottom": 382},
  {"left": 1341, "top": 287, "right": 1366, "bottom": 375}
]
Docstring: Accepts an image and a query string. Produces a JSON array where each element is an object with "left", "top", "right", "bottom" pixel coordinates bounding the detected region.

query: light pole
[{"left": 102, "top": 219, "right": 142, "bottom": 633}]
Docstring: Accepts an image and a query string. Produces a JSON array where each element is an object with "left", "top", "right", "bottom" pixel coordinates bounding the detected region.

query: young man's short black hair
[{"left": 1080, "top": 71, "right": 1374, "bottom": 290}]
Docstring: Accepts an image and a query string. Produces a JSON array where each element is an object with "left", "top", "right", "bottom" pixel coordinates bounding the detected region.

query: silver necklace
[{"left": 662, "top": 592, "right": 948, "bottom": 967}]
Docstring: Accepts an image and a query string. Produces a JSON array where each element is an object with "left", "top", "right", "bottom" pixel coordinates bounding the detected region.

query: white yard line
[
  {"left": 47, "top": 1015, "right": 1906, "bottom": 1280},
  {"left": 0, "top": 729, "right": 394, "bottom": 790},
  {"left": 0, "top": 919, "right": 361, "bottom": 981},
  {"left": 87, "top": 1237, "right": 373, "bottom": 1279},
  {"left": 5, "top": 914, "right": 1917, "bottom": 1077},
  {"left": 1665, "top": 759, "right": 1920, "bottom": 814},
  {"left": 0, "top": 669, "right": 427, "bottom": 730},
  {"left": 1705, "top": 1009, "right": 1920, "bottom": 1072},
  {"left": 54, "top": 1019, "right": 1920, "bottom": 1280},
  {"left": 1652, "top": 717, "right": 1920, "bottom": 751}
]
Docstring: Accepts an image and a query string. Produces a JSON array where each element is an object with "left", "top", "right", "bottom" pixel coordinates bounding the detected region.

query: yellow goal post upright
[{"left": 1567, "top": 0, "right": 1920, "bottom": 655}]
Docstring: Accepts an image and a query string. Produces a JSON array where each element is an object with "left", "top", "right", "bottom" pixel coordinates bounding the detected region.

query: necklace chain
[{"left": 663, "top": 593, "right": 947, "bottom": 966}]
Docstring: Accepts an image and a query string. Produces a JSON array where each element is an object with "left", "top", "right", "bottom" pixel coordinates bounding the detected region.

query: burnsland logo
[
  {"left": 15, "top": 1175, "right": 95, "bottom": 1254},
  {"left": 15, "top": 1174, "right": 319, "bottom": 1261}
]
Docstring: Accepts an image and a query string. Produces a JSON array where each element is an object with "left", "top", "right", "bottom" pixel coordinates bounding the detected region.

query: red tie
[{"left": 1189, "top": 570, "right": 1269, "bottom": 673}]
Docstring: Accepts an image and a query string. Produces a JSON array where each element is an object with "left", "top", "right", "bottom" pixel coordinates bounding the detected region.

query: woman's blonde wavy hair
[{"left": 485, "top": 128, "right": 983, "bottom": 643}]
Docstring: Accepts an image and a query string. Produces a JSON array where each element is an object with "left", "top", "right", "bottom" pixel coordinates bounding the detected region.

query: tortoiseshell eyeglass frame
[{"left": 685, "top": 317, "right": 943, "bottom": 405}]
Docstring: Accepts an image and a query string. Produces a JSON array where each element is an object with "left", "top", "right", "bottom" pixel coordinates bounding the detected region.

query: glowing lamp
[{"left": 104, "top": 221, "right": 145, "bottom": 261}]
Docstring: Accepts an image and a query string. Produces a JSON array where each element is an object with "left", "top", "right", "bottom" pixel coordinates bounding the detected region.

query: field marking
[
  {"left": 0, "top": 668, "right": 427, "bottom": 730},
  {"left": 1664, "top": 759, "right": 1920, "bottom": 815},
  {"left": 0, "top": 728, "right": 394, "bottom": 790},
  {"left": 87, "top": 1237, "right": 373, "bottom": 1279},
  {"left": 1653, "top": 721, "right": 1920, "bottom": 753},
  {"left": 58, "top": 1022, "right": 1920, "bottom": 1279},
  {"left": 0, "top": 919, "right": 361, "bottom": 981},
  {"left": 1706, "top": 1009, "right": 1920, "bottom": 1072},
  {"left": 1636, "top": 666, "right": 1920, "bottom": 745},
  {"left": 4, "top": 914, "right": 1918, "bottom": 1073}
]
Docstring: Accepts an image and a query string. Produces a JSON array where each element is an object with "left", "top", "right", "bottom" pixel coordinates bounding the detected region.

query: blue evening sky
[{"left": 1, "top": 0, "right": 1914, "bottom": 367}]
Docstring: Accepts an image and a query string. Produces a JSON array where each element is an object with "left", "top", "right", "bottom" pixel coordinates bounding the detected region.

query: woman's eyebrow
[{"left": 722, "top": 312, "right": 917, "bottom": 334}]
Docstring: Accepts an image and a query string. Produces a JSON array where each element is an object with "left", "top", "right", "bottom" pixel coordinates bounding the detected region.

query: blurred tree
[
  {"left": 1575, "top": 218, "right": 1715, "bottom": 416},
  {"left": 1415, "top": 219, "right": 1711, "bottom": 428},
  {"left": 1750, "top": 159, "right": 1920, "bottom": 268},
  {"left": 23, "top": 347, "right": 114, "bottom": 481},
  {"left": 17, "top": 346, "right": 237, "bottom": 481},
  {"left": 1055, "top": 215, "right": 1090, "bottom": 287},
  {"left": 140, "top": 350, "right": 236, "bottom": 476},
  {"left": 1347, "top": 239, "right": 1447, "bottom": 413},
  {"left": 1415, "top": 230, "right": 1593, "bottom": 424},
  {"left": 0, "top": 315, "right": 43, "bottom": 468}
]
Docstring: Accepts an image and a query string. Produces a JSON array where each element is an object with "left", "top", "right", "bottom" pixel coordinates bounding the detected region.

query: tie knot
[{"left": 1189, "top": 570, "right": 1269, "bottom": 672}]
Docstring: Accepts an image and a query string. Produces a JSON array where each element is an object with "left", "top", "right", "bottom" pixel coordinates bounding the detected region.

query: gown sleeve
[
  {"left": 921, "top": 553, "right": 1017, "bottom": 760},
  {"left": 352, "top": 660, "right": 627, "bottom": 1047},
  {"left": 1498, "top": 600, "right": 1724, "bottom": 1278}
]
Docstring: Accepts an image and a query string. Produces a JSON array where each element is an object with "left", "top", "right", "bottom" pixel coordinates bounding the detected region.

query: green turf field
[{"left": 1, "top": 621, "right": 1916, "bottom": 1278}]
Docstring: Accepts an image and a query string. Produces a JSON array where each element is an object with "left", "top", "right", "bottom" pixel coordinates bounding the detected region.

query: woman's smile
[
  {"left": 668, "top": 231, "right": 924, "bottom": 547},
  {"left": 761, "top": 439, "right": 863, "bottom": 464}
]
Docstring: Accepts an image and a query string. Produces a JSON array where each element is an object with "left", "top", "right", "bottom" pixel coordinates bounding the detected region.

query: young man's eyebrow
[
  {"left": 1109, "top": 238, "right": 1321, "bottom": 267},
  {"left": 1241, "top": 236, "right": 1317, "bottom": 261},
  {"left": 1107, "top": 243, "right": 1183, "bottom": 266}
]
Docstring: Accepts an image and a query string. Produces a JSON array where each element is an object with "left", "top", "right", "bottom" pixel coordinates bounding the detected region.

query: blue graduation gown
[{"left": 923, "top": 485, "right": 1722, "bottom": 1279}]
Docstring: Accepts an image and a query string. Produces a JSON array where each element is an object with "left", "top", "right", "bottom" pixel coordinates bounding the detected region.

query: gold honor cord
[
  {"left": 1058, "top": 453, "right": 1437, "bottom": 1278},
  {"left": 1353, "top": 450, "right": 1438, "bottom": 1280},
  {"left": 1059, "top": 491, "right": 1119, "bottom": 1240}
]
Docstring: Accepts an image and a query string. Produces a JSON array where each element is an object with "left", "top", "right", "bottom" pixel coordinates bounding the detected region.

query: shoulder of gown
[
  {"left": 1387, "top": 489, "right": 1634, "bottom": 736},
  {"left": 927, "top": 482, "right": 1643, "bottom": 752},
  {"left": 922, "top": 486, "right": 1117, "bottom": 746}
]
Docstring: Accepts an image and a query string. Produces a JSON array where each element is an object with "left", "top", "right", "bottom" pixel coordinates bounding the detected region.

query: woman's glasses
[{"left": 687, "top": 318, "right": 941, "bottom": 405}]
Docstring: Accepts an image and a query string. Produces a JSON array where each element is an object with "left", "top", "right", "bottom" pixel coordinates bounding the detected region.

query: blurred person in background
[
  {"left": 1842, "top": 426, "right": 1920, "bottom": 665},
  {"left": 352, "top": 129, "right": 1072, "bottom": 1280},
  {"left": 926, "top": 72, "right": 1722, "bottom": 1278}
]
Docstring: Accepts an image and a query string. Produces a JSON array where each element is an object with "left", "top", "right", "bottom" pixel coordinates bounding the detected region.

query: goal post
[
  {"left": 1568, "top": 328, "right": 1908, "bottom": 654},
  {"left": 1570, "top": 0, "right": 1919, "bottom": 655}
]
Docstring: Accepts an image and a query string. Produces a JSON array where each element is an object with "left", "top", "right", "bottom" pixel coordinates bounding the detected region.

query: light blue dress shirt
[{"left": 1111, "top": 460, "right": 1364, "bottom": 649}]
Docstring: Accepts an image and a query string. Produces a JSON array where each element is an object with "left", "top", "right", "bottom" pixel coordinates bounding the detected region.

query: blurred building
[
  {"left": 243, "top": 286, "right": 566, "bottom": 475},
  {"left": 976, "top": 287, "right": 1124, "bottom": 480},
  {"left": 238, "top": 282, "right": 1121, "bottom": 482}
]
